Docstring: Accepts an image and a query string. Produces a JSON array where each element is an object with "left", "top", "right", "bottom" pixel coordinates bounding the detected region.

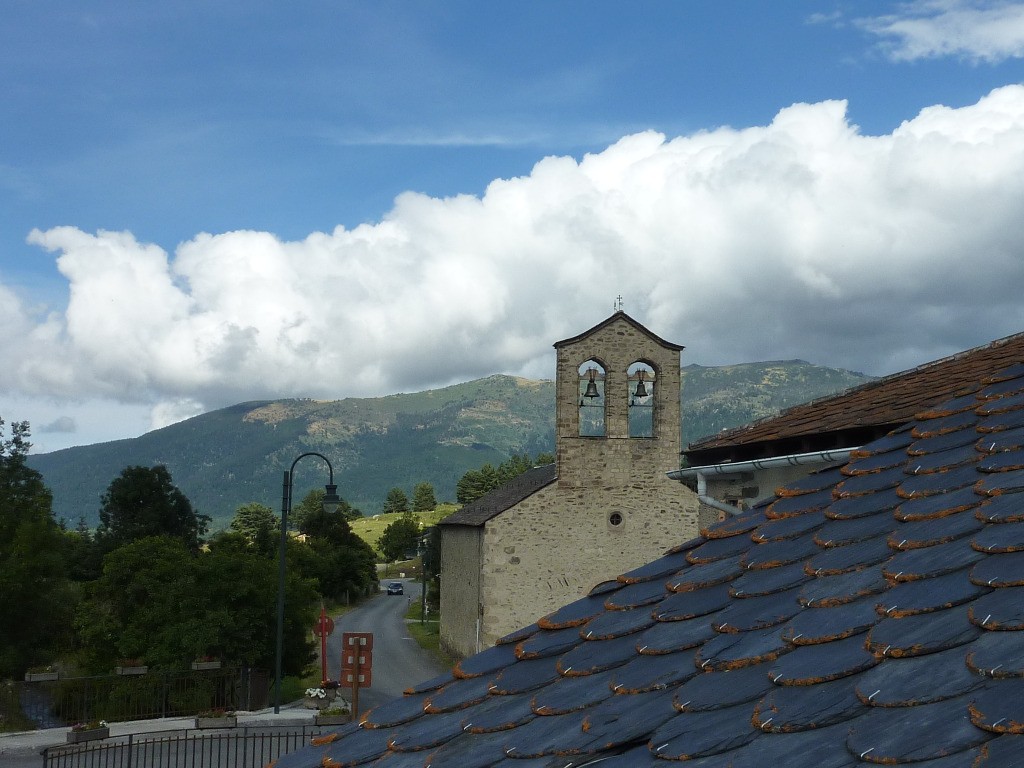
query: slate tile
[
  {"left": 976, "top": 494, "right": 1024, "bottom": 523},
  {"left": 609, "top": 649, "right": 698, "bottom": 693},
  {"left": 883, "top": 538, "right": 985, "bottom": 582},
  {"left": 851, "top": 428, "right": 915, "bottom": 456},
  {"left": 404, "top": 672, "right": 454, "bottom": 696},
  {"left": 909, "top": 427, "right": 982, "bottom": 456},
  {"left": 288, "top": 725, "right": 393, "bottom": 767},
  {"left": 915, "top": 391, "right": 982, "bottom": 419},
  {"left": 648, "top": 702, "right": 760, "bottom": 760},
  {"left": 867, "top": 605, "right": 981, "bottom": 658},
  {"left": 980, "top": 450, "right": 1024, "bottom": 473},
  {"left": 575, "top": 688, "right": 679, "bottom": 752},
  {"left": 587, "top": 579, "right": 623, "bottom": 596},
  {"left": 602, "top": 580, "right": 668, "bottom": 610},
  {"left": 537, "top": 593, "right": 608, "bottom": 630},
  {"left": 729, "top": 561, "right": 810, "bottom": 597},
  {"left": 751, "top": 511, "right": 826, "bottom": 542},
  {"left": 781, "top": 597, "right": 879, "bottom": 645},
  {"left": 568, "top": 744, "right": 663, "bottom": 766},
  {"left": 876, "top": 568, "right": 990, "bottom": 617},
  {"left": 898, "top": 463, "right": 983, "bottom": 498},
  {"left": 855, "top": 645, "right": 985, "bottom": 706},
  {"left": 768, "top": 633, "right": 878, "bottom": 685},
  {"left": 462, "top": 692, "right": 535, "bottom": 733},
  {"left": 834, "top": 465, "right": 905, "bottom": 497},
  {"left": 969, "top": 680, "right": 1024, "bottom": 734},
  {"left": 975, "top": 469, "right": 1024, "bottom": 496},
  {"left": 775, "top": 465, "right": 846, "bottom": 497},
  {"left": 687, "top": 533, "right": 752, "bottom": 564},
  {"left": 578, "top": 605, "right": 655, "bottom": 641},
  {"left": 814, "top": 512, "right": 898, "bottom": 547},
  {"left": 694, "top": 625, "right": 791, "bottom": 671},
  {"left": 713, "top": 587, "right": 802, "bottom": 633},
  {"left": 752, "top": 677, "right": 864, "bottom": 732},
  {"left": 616, "top": 549, "right": 691, "bottom": 584},
  {"left": 823, "top": 490, "right": 901, "bottom": 520},
  {"left": 911, "top": 409, "right": 981, "bottom": 438},
  {"left": 727, "top": 722, "right": 864, "bottom": 768},
  {"left": 842, "top": 448, "right": 908, "bottom": 475},
  {"left": 982, "top": 364, "right": 1024, "bottom": 389},
  {"left": 387, "top": 709, "right": 468, "bottom": 752},
  {"left": 895, "top": 484, "right": 984, "bottom": 521},
  {"left": 489, "top": 657, "right": 561, "bottom": 696},
  {"left": 425, "top": 676, "right": 494, "bottom": 713},
  {"left": 673, "top": 661, "right": 775, "bottom": 711},
  {"left": 846, "top": 693, "right": 993, "bottom": 763},
  {"left": 361, "top": 693, "right": 429, "bottom": 728},
  {"left": 798, "top": 565, "right": 889, "bottom": 607},
  {"left": 975, "top": 733, "right": 1024, "bottom": 765},
  {"left": 765, "top": 488, "right": 835, "bottom": 519},
  {"left": 665, "top": 556, "right": 743, "bottom": 592},
  {"left": 455, "top": 642, "right": 518, "bottom": 679},
  {"left": 529, "top": 669, "right": 616, "bottom": 715},
  {"left": 807, "top": 535, "right": 893, "bottom": 576},
  {"left": 905, "top": 443, "right": 980, "bottom": 474},
  {"left": 741, "top": 536, "right": 819, "bottom": 570},
  {"left": 966, "top": 629, "right": 1024, "bottom": 677},
  {"left": 635, "top": 616, "right": 716, "bottom": 655},
  {"left": 978, "top": 409, "right": 1024, "bottom": 433},
  {"left": 969, "top": 586, "right": 1024, "bottom": 630},
  {"left": 501, "top": 709, "right": 590, "bottom": 758},
  {"left": 977, "top": 425, "right": 1024, "bottom": 453},
  {"left": 971, "top": 552, "right": 1024, "bottom": 587},
  {"left": 516, "top": 626, "right": 584, "bottom": 660},
  {"left": 653, "top": 582, "right": 732, "bottom": 620},
  {"left": 701, "top": 510, "right": 764, "bottom": 539},
  {"left": 556, "top": 632, "right": 639, "bottom": 676},
  {"left": 889, "top": 507, "right": 983, "bottom": 549},
  {"left": 496, "top": 623, "right": 539, "bottom": 646},
  {"left": 420, "top": 727, "right": 518, "bottom": 768}
]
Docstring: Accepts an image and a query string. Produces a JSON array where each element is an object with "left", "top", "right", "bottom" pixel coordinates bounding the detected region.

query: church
[{"left": 438, "top": 311, "right": 700, "bottom": 657}]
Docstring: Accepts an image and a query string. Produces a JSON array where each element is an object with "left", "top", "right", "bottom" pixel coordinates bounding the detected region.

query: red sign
[
  {"left": 342, "top": 631, "right": 373, "bottom": 650},
  {"left": 342, "top": 647, "right": 372, "bottom": 670},
  {"left": 342, "top": 668, "right": 372, "bottom": 687},
  {"left": 341, "top": 631, "right": 374, "bottom": 690},
  {"left": 312, "top": 614, "right": 335, "bottom": 637}
]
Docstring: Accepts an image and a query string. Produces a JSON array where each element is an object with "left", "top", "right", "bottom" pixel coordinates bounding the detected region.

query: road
[{"left": 323, "top": 578, "right": 446, "bottom": 716}]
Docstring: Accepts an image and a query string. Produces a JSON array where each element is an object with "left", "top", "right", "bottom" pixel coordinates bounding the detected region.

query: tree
[
  {"left": 0, "top": 418, "right": 74, "bottom": 678},
  {"left": 230, "top": 502, "right": 278, "bottom": 548},
  {"left": 298, "top": 506, "right": 378, "bottom": 601},
  {"left": 96, "top": 465, "right": 209, "bottom": 552},
  {"left": 412, "top": 482, "right": 437, "bottom": 513},
  {"left": 383, "top": 487, "right": 409, "bottom": 515},
  {"left": 456, "top": 453, "right": 551, "bottom": 504},
  {"left": 377, "top": 515, "right": 421, "bottom": 562},
  {"left": 292, "top": 488, "right": 361, "bottom": 529}
]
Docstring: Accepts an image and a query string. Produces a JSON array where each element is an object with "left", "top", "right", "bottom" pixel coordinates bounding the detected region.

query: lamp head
[{"left": 322, "top": 484, "right": 341, "bottom": 514}]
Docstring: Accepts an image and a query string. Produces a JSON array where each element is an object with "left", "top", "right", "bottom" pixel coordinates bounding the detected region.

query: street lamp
[{"left": 274, "top": 452, "right": 341, "bottom": 714}]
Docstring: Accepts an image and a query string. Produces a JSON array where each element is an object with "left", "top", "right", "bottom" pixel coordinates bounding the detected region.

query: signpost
[
  {"left": 341, "top": 632, "right": 373, "bottom": 718},
  {"left": 311, "top": 605, "right": 335, "bottom": 685}
]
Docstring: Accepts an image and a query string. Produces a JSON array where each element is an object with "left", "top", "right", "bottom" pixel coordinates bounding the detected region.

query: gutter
[{"left": 667, "top": 447, "right": 859, "bottom": 517}]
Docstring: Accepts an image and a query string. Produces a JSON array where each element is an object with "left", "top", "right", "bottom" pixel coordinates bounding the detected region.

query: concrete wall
[{"left": 439, "top": 525, "right": 483, "bottom": 658}]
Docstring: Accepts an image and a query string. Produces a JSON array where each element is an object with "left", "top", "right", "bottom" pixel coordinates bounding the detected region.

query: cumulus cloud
[
  {"left": 6, "top": 85, "right": 1024, "bottom": 422},
  {"left": 858, "top": 0, "right": 1024, "bottom": 62}
]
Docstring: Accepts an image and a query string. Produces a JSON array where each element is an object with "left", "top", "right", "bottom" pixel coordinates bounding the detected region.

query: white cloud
[
  {"left": 6, "top": 85, "right": 1024, "bottom": 428},
  {"left": 857, "top": 0, "right": 1024, "bottom": 62}
]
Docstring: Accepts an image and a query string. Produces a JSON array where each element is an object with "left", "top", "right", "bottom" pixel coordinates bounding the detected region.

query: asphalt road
[{"left": 323, "top": 578, "right": 446, "bottom": 717}]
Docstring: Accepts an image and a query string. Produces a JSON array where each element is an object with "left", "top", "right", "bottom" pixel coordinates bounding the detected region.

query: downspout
[{"left": 668, "top": 447, "right": 859, "bottom": 516}]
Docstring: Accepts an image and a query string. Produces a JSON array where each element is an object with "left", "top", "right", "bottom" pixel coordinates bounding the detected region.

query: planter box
[
  {"left": 314, "top": 714, "right": 351, "bottom": 726},
  {"left": 67, "top": 727, "right": 109, "bottom": 744},
  {"left": 115, "top": 665, "right": 148, "bottom": 676},
  {"left": 195, "top": 716, "right": 237, "bottom": 729},
  {"left": 191, "top": 660, "right": 221, "bottom": 671},
  {"left": 25, "top": 671, "right": 59, "bottom": 682}
]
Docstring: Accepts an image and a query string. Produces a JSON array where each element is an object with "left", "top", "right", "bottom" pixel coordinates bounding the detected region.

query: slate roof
[
  {"left": 686, "top": 331, "right": 1024, "bottom": 466},
  {"left": 277, "top": 357, "right": 1024, "bottom": 767},
  {"left": 438, "top": 464, "right": 557, "bottom": 528}
]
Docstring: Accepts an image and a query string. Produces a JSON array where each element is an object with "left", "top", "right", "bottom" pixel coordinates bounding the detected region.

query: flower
[
  {"left": 305, "top": 687, "right": 328, "bottom": 699},
  {"left": 71, "top": 720, "right": 107, "bottom": 732}
]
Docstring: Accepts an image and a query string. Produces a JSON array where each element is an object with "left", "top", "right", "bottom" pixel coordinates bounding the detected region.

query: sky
[{"left": 3, "top": 1, "right": 1024, "bottom": 454}]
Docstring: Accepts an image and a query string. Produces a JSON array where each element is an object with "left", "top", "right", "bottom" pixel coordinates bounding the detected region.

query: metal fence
[
  {"left": 2, "top": 669, "right": 269, "bottom": 731},
  {"left": 43, "top": 724, "right": 326, "bottom": 768}
]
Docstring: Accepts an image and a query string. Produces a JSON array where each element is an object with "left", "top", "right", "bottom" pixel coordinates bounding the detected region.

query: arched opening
[
  {"left": 578, "top": 360, "right": 606, "bottom": 437},
  {"left": 628, "top": 361, "right": 656, "bottom": 438}
]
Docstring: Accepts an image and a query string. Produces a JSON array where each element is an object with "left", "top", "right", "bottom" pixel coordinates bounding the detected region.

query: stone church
[{"left": 438, "top": 311, "right": 700, "bottom": 658}]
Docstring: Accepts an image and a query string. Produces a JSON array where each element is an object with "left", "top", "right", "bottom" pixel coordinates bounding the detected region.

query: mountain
[{"left": 27, "top": 362, "right": 871, "bottom": 529}]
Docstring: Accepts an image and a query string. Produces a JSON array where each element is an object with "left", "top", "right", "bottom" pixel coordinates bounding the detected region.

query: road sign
[
  {"left": 312, "top": 614, "right": 335, "bottom": 637},
  {"left": 342, "top": 668, "right": 373, "bottom": 687},
  {"left": 342, "top": 647, "right": 372, "bottom": 670},
  {"left": 342, "top": 631, "right": 373, "bottom": 650}
]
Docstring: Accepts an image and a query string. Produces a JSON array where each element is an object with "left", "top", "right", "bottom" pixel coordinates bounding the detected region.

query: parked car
[{"left": 386, "top": 581, "right": 404, "bottom": 595}]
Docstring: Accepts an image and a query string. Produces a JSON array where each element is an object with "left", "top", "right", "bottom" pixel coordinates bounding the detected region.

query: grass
[
  {"left": 404, "top": 593, "right": 459, "bottom": 670},
  {"left": 349, "top": 506, "right": 458, "bottom": 555}
]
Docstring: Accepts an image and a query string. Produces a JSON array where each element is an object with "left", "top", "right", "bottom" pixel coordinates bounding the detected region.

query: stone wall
[{"left": 439, "top": 525, "right": 483, "bottom": 658}]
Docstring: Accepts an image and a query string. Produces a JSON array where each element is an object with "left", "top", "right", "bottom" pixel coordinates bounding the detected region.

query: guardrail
[
  {"left": 43, "top": 723, "right": 327, "bottom": 768},
  {"left": 2, "top": 668, "right": 269, "bottom": 730}
]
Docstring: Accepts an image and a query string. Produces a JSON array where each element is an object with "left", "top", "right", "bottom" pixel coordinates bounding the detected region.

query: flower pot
[
  {"left": 25, "top": 671, "right": 59, "bottom": 682},
  {"left": 67, "top": 727, "right": 109, "bottom": 744},
  {"left": 195, "top": 716, "right": 237, "bottom": 729},
  {"left": 191, "top": 660, "right": 221, "bottom": 671},
  {"left": 115, "top": 665, "right": 148, "bottom": 676},
  {"left": 314, "top": 713, "right": 350, "bottom": 726}
]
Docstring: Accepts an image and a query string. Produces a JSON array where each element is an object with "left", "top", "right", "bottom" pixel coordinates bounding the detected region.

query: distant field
[{"left": 350, "top": 504, "right": 458, "bottom": 555}]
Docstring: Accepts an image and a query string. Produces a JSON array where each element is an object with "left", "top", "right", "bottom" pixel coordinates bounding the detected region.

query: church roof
[
  {"left": 438, "top": 464, "right": 557, "bottom": 527},
  {"left": 278, "top": 354, "right": 1024, "bottom": 767},
  {"left": 553, "top": 310, "right": 685, "bottom": 352}
]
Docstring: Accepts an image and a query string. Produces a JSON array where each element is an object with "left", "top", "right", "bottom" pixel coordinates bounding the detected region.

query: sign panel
[
  {"left": 342, "top": 669, "right": 372, "bottom": 687},
  {"left": 342, "top": 631, "right": 373, "bottom": 651},
  {"left": 342, "top": 648, "right": 372, "bottom": 671}
]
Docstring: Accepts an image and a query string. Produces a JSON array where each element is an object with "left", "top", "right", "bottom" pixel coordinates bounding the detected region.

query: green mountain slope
[{"left": 27, "top": 363, "right": 871, "bottom": 529}]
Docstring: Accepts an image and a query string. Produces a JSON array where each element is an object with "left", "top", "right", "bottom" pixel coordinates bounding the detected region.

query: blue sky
[{"left": 3, "top": 1, "right": 1024, "bottom": 452}]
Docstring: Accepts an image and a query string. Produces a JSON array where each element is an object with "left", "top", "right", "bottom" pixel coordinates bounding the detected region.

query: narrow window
[
  {"left": 578, "top": 361, "right": 606, "bottom": 436},
  {"left": 628, "top": 362, "right": 655, "bottom": 438}
]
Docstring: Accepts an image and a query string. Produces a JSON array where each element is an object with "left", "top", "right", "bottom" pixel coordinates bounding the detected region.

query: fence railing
[
  {"left": 43, "top": 724, "right": 327, "bottom": 768},
  {"left": 2, "top": 668, "right": 269, "bottom": 731}
]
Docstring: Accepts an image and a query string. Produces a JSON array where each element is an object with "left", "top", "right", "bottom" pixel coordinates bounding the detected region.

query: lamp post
[{"left": 274, "top": 452, "right": 341, "bottom": 714}]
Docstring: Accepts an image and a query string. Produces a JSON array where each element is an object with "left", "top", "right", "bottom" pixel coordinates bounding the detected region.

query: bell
[
  {"left": 583, "top": 369, "right": 600, "bottom": 399},
  {"left": 633, "top": 371, "right": 648, "bottom": 399}
]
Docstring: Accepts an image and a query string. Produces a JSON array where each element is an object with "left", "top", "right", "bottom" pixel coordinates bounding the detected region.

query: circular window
[{"left": 608, "top": 512, "right": 623, "bottom": 527}]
